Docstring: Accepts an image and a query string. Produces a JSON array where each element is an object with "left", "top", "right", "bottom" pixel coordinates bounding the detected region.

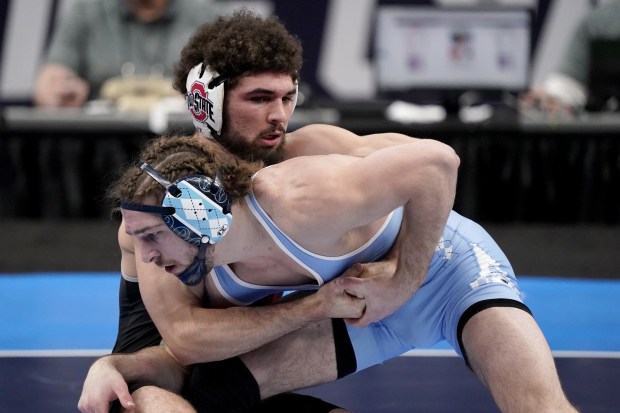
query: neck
[{"left": 209, "top": 198, "right": 267, "bottom": 266}]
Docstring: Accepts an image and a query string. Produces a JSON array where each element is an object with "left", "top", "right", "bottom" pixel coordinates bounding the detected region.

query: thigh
[
  {"left": 462, "top": 306, "right": 575, "bottom": 412},
  {"left": 128, "top": 385, "right": 196, "bottom": 413},
  {"left": 241, "top": 319, "right": 338, "bottom": 399}
]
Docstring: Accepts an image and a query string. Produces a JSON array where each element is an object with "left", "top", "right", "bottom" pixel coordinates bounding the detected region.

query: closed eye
[{"left": 147, "top": 231, "right": 162, "bottom": 242}]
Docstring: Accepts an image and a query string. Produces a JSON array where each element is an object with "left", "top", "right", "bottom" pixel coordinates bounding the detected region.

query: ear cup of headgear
[
  {"left": 161, "top": 174, "right": 232, "bottom": 245},
  {"left": 186, "top": 63, "right": 225, "bottom": 139}
]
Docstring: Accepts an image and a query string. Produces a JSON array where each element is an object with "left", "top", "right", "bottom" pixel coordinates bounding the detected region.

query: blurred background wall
[
  {"left": 0, "top": 0, "right": 598, "bottom": 103},
  {"left": 0, "top": 0, "right": 618, "bottom": 278}
]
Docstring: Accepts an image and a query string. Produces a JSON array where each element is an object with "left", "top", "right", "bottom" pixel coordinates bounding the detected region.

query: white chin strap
[
  {"left": 186, "top": 63, "right": 225, "bottom": 138},
  {"left": 185, "top": 63, "right": 298, "bottom": 139}
]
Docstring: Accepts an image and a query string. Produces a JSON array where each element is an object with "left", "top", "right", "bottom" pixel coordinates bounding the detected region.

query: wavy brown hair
[
  {"left": 173, "top": 8, "right": 303, "bottom": 93},
  {"left": 107, "top": 134, "right": 262, "bottom": 212}
]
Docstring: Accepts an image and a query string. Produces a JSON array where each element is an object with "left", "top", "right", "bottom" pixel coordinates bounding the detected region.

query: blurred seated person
[
  {"left": 33, "top": 0, "right": 223, "bottom": 110},
  {"left": 520, "top": 0, "right": 620, "bottom": 115}
]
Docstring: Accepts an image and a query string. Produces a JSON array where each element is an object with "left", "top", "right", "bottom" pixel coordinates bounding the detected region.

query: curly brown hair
[
  {"left": 107, "top": 134, "right": 262, "bottom": 212},
  {"left": 173, "top": 8, "right": 303, "bottom": 94}
]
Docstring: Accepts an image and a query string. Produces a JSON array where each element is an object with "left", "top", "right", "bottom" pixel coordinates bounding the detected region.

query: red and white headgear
[
  {"left": 186, "top": 63, "right": 226, "bottom": 139},
  {"left": 185, "top": 63, "right": 298, "bottom": 139}
]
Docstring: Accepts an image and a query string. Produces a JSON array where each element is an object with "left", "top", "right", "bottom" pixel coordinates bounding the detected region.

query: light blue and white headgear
[
  {"left": 185, "top": 63, "right": 299, "bottom": 139},
  {"left": 121, "top": 162, "right": 232, "bottom": 285}
]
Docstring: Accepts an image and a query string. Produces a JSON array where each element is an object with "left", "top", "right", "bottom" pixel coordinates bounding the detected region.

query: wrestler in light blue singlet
[
  {"left": 210, "top": 192, "right": 526, "bottom": 372},
  {"left": 209, "top": 193, "right": 404, "bottom": 305}
]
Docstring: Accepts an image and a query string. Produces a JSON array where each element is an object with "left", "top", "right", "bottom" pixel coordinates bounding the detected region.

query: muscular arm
[
  {"left": 133, "top": 238, "right": 364, "bottom": 365},
  {"left": 355, "top": 140, "right": 458, "bottom": 323},
  {"left": 132, "top": 125, "right": 421, "bottom": 363},
  {"left": 284, "top": 139, "right": 459, "bottom": 325},
  {"left": 287, "top": 124, "right": 459, "bottom": 324}
]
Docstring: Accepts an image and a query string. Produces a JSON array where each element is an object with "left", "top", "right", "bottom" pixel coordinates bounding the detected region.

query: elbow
[
  {"left": 166, "top": 337, "right": 221, "bottom": 366},
  {"left": 163, "top": 329, "right": 215, "bottom": 366},
  {"left": 163, "top": 336, "right": 196, "bottom": 366},
  {"left": 168, "top": 346, "right": 197, "bottom": 367},
  {"left": 425, "top": 140, "right": 460, "bottom": 185}
]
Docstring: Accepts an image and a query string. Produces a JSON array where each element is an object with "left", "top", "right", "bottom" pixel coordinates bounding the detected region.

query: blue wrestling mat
[
  {"left": 1, "top": 273, "right": 619, "bottom": 352},
  {"left": 1, "top": 273, "right": 619, "bottom": 412}
]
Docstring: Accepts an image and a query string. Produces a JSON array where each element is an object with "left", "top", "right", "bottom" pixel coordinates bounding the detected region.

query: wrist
[{"left": 296, "top": 291, "right": 327, "bottom": 322}]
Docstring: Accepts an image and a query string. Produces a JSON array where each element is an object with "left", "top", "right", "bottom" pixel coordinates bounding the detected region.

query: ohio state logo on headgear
[
  {"left": 185, "top": 63, "right": 225, "bottom": 138},
  {"left": 187, "top": 81, "right": 214, "bottom": 123}
]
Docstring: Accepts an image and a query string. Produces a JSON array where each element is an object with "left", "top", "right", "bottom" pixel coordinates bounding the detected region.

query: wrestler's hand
[
  {"left": 339, "top": 260, "right": 414, "bottom": 327},
  {"left": 77, "top": 356, "right": 135, "bottom": 413},
  {"left": 314, "top": 276, "right": 366, "bottom": 320}
]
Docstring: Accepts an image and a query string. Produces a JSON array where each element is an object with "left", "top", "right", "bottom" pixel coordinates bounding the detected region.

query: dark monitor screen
[
  {"left": 374, "top": 6, "right": 532, "bottom": 109},
  {"left": 587, "top": 39, "right": 620, "bottom": 112}
]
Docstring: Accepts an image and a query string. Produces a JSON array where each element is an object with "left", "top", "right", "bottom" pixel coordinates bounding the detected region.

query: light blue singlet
[{"left": 209, "top": 192, "right": 525, "bottom": 372}]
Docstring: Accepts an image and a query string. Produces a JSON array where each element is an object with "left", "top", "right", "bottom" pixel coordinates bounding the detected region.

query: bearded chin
[
  {"left": 261, "top": 141, "right": 286, "bottom": 165},
  {"left": 217, "top": 131, "right": 286, "bottom": 165}
]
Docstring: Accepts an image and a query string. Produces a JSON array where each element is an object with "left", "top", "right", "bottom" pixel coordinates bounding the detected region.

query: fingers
[
  {"left": 340, "top": 275, "right": 368, "bottom": 294},
  {"left": 341, "top": 282, "right": 368, "bottom": 307},
  {"left": 77, "top": 399, "right": 109, "bottom": 413},
  {"left": 119, "top": 396, "right": 136, "bottom": 410},
  {"left": 78, "top": 381, "right": 134, "bottom": 413},
  {"left": 340, "top": 262, "right": 365, "bottom": 278},
  {"left": 113, "top": 381, "right": 135, "bottom": 410},
  {"left": 345, "top": 288, "right": 364, "bottom": 299},
  {"left": 78, "top": 393, "right": 134, "bottom": 413},
  {"left": 349, "top": 261, "right": 393, "bottom": 277},
  {"left": 344, "top": 298, "right": 367, "bottom": 325},
  {"left": 345, "top": 304, "right": 370, "bottom": 327}
]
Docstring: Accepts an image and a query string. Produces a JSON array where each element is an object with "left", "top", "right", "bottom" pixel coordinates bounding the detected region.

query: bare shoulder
[
  {"left": 289, "top": 123, "right": 347, "bottom": 139},
  {"left": 286, "top": 124, "right": 415, "bottom": 159},
  {"left": 252, "top": 155, "right": 355, "bottom": 240},
  {"left": 285, "top": 124, "right": 358, "bottom": 158}
]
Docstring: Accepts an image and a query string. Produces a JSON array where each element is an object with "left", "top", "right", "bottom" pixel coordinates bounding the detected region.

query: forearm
[
  {"left": 162, "top": 290, "right": 337, "bottom": 365},
  {"left": 103, "top": 345, "right": 187, "bottom": 393},
  {"left": 392, "top": 145, "right": 458, "bottom": 294},
  {"left": 393, "top": 202, "right": 447, "bottom": 294},
  {"left": 344, "top": 141, "right": 459, "bottom": 326},
  {"left": 361, "top": 139, "right": 458, "bottom": 296}
]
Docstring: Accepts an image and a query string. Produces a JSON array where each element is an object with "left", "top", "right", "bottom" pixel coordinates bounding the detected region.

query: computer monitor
[
  {"left": 586, "top": 39, "right": 620, "bottom": 112},
  {"left": 374, "top": 6, "right": 532, "bottom": 112}
]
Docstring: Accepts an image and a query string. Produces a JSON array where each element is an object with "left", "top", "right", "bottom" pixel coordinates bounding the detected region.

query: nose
[
  {"left": 139, "top": 241, "right": 160, "bottom": 264},
  {"left": 267, "top": 99, "right": 288, "bottom": 125}
]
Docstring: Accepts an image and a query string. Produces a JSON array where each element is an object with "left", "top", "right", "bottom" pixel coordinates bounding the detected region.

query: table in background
[{"left": 1, "top": 105, "right": 618, "bottom": 223}]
